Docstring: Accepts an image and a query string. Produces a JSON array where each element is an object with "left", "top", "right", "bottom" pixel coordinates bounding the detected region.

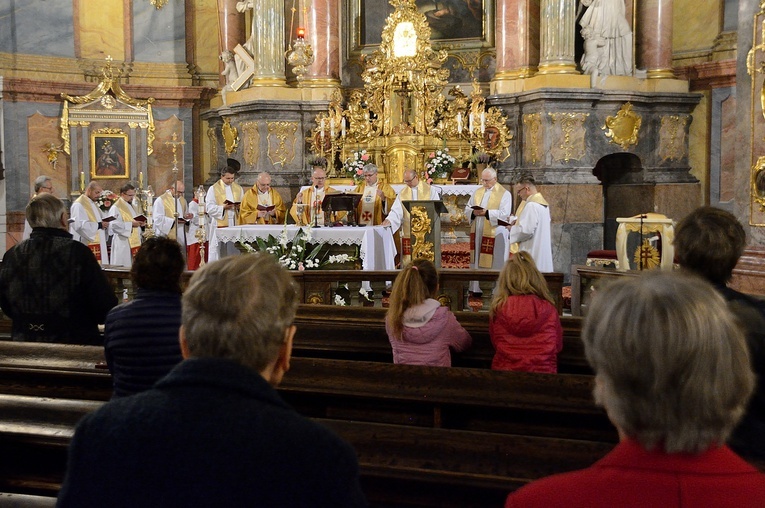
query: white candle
[
  {"left": 456, "top": 113, "right": 462, "bottom": 133},
  {"left": 79, "top": 171, "right": 85, "bottom": 190},
  {"left": 138, "top": 171, "right": 144, "bottom": 188},
  {"left": 469, "top": 113, "right": 474, "bottom": 133},
  {"left": 330, "top": 118, "right": 335, "bottom": 138},
  {"left": 320, "top": 119, "right": 325, "bottom": 139},
  {"left": 341, "top": 117, "right": 346, "bottom": 138},
  {"left": 480, "top": 112, "right": 486, "bottom": 133}
]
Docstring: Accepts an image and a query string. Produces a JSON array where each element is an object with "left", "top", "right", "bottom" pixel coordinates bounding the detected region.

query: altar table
[{"left": 210, "top": 225, "right": 396, "bottom": 271}]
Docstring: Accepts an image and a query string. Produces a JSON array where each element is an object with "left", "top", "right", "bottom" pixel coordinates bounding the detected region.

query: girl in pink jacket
[
  {"left": 386, "top": 259, "right": 472, "bottom": 366},
  {"left": 489, "top": 251, "right": 562, "bottom": 373}
]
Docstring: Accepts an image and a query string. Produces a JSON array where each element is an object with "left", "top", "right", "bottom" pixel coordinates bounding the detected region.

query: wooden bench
[
  {"left": 0, "top": 392, "right": 614, "bottom": 507},
  {"left": 293, "top": 304, "right": 590, "bottom": 374}
]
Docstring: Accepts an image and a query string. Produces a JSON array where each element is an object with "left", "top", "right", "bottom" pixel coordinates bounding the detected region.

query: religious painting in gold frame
[
  {"left": 347, "top": 0, "right": 495, "bottom": 56},
  {"left": 90, "top": 131, "right": 129, "bottom": 179}
]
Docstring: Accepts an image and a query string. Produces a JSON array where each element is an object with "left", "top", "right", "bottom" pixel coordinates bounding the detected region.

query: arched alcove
[{"left": 593, "top": 153, "right": 653, "bottom": 250}]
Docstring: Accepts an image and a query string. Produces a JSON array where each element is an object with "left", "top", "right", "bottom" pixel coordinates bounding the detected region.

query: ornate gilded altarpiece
[{"left": 748, "top": 1, "right": 765, "bottom": 224}]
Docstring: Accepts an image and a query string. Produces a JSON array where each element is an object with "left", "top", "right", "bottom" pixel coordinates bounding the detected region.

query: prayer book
[
  {"left": 133, "top": 214, "right": 148, "bottom": 222},
  {"left": 256, "top": 204, "right": 275, "bottom": 212}
]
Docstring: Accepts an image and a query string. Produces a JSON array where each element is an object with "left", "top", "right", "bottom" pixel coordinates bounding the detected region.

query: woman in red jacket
[{"left": 489, "top": 251, "right": 562, "bottom": 373}]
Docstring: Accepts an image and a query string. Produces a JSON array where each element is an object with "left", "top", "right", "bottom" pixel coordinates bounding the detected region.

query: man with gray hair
[
  {"left": 58, "top": 254, "right": 367, "bottom": 507},
  {"left": 464, "top": 167, "right": 512, "bottom": 294},
  {"left": 22, "top": 175, "right": 55, "bottom": 240},
  {"left": 70, "top": 180, "right": 111, "bottom": 264},
  {"left": 352, "top": 163, "right": 397, "bottom": 225},
  {"left": 0, "top": 194, "right": 117, "bottom": 343}
]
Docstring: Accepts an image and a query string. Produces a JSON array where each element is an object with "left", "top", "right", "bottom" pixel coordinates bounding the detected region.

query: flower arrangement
[
  {"left": 94, "top": 189, "right": 118, "bottom": 212},
  {"left": 342, "top": 149, "right": 370, "bottom": 182},
  {"left": 470, "top": 151, "right": 492, "bottom": 166},
  {"left": 425, "top": 148, "right": 456, "bottom": 180},
  {"left": 237, "top": 226, "right": 358, "bottom": 271},
  {"left": 307, "top": 154, "right": 328, "bottom": 168}
]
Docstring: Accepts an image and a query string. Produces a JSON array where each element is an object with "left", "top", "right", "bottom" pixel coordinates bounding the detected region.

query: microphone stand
[
  {"left": 313, "top": 186, "right": 320, "bottom": 228},
  {"left": 639, "top": 213, "right": 645, "bottom": 270}
]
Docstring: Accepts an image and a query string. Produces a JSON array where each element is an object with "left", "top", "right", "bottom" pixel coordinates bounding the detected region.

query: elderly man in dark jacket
[
  {"left": 0, "top": 193, "right": 116, "bottom": 344},
  {"left": 58, "top": 253, "right": 367, "bottom": 507}
]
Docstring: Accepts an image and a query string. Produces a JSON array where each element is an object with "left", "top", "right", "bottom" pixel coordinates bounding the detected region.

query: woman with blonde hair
[
  {"left": 489, "top": 251, "right": 562, "bottom": 372},
  {"left": 385, "top": 259, "right": 471, "bottom": 366}
]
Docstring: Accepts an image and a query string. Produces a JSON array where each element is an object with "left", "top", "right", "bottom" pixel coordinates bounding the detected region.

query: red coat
[
  {"left": 489, "top": 294, "right": 562, "bottom": 373},
  {"left": 505, "top": 439, "right": 765, "bottom": 508}
]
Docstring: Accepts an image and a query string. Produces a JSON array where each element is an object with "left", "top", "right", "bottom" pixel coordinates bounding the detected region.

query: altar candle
[
  {"left": 456, "top": 113, "right": 462, "bottom": 133},
  {"left": 79, "top": 171, "right": 85, "bottom": 191},
  {"left": 480, "top": 112, "right": 486, "bottom": 133},
  {"left": 469, "top": 113, "right": 474, "bottom": 133},
  {"left": 139, "top": 171, "right": 144, "bottom": 189},
  {"left": 330, "top": 118, "right": 335, "bottom": 138},
  {"left": 320, "top": 119, "right": 325, "bottom": 139},
  {"left": 341, "top": 117, "right": 346, "bottom": 138}
]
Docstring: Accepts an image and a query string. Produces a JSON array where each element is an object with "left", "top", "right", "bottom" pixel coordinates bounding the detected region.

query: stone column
[
  {"left": 244, "top": 0, "right": 287, "bottom": 85},
  {"left": 494, "top": 0, "right": 540, "bottom": 82},
  {"left": 537, "top": 0, "right": 577, "bottom": 74},
  {"left": 637, "top": 0, "right": 674, "bottom": 78},
  {"left": 302, "top": 0, "right": 341, "bottom": 86},
  {"left": 217, "top": 0, "right": 245, "bottom": 86}
]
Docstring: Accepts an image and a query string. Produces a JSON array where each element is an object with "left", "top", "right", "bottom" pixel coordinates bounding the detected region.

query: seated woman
[
  {"left": 505, "top": 272, "right": 765, "bottom": 507},
  {"left": 385, "top": 259, "right": 471, "bottom": 366},
  {"left": 489, "top": 251, "right": 562, "bottom": 373},
  {"left": 104, "top": 237, "right": 185, "bottom": 397}
]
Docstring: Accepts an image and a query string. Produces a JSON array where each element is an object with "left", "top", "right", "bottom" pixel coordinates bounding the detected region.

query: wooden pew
[{"left": 293, "top": 304, "right": 590, "bottom": 374}]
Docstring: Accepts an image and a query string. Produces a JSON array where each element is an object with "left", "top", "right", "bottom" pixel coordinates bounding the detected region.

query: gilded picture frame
[
  {"left": 347, "top": 0, "right": 494, "bottom": 57},
  {"left": 90, "top": 132, "right": 129, "bottom": 179}
]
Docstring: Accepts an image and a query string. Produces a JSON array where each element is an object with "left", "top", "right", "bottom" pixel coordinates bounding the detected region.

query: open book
[
  {"left": 133, "top": 214, "right": 148, "bottom": 222},
  {"left": 224, "top": 200, "right": 241, "bottom": 206},
  {"left": 256, "top": 204, "right": 275, "bottom": 212}
]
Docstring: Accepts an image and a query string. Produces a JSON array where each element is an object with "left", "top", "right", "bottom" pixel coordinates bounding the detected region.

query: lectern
[
  {"left": 615, "top": 213, "right": 675, "bottom": 271},
  {"left": 403, "top": 200, "right": 448, "bottom": 267},
  {"left": 323, "top": 193, "right": 362, "bottom": 226}
]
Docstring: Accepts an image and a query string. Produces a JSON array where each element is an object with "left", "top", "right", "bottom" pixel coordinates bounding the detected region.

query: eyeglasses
[
  {"left": 404, "top": 178, "right": 416, "bottom": 184},
  {"left": 480, "top": 178, "right": 494, "bottom": 183}
]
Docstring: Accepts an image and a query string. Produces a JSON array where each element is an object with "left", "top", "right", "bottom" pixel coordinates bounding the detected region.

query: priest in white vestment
[
  {"left": 206, "top": 167, "right": 244, "bottom": 260},
  {"left": 153, "top": 181, "right": 193, "bottom": 258},
  {"left": 506, "top": 175, "right": 554, "bottom": 272},
  {"left": 465, "top": 167, "right": 513, "bottom": 293},
  {"left": 352, "top": 163, "right": 397, "bottom": 226},
  {"left": 70, "top": 181, "right": 110, "bottom": 264},
  {"left": 107, "top": 182, "right": 146, "bottom": 267},
  {"left": 382, "top": 169, "right": 440, "bottom": 266}
]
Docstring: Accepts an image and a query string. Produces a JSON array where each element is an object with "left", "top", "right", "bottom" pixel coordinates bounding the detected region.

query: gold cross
[{"left": 164, "top": 132, "right": 185, "bottom": 169}]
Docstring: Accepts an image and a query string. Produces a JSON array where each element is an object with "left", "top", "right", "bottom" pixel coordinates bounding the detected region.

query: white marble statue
[
  {"left": 579, "top": 0, "right": 633, "bottom": 77},
  {"left": 220, "top": 50, "right": 239, "bottom": 89}
]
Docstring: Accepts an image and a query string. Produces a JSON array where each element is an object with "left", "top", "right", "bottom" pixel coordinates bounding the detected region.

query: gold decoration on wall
[
  {"left": 94, "top": 127, "right": 125, "bottom": 135},
  {"left": 523, "top": 113, "right": 542, "bottom": 165},
  {"left": 207, "top": 127, "right": 218, "bottom": 173},
  {"left": 659, "top": 115, "right": 688, "bottom": 162},
  {"left": 222, "top": 117, "right": 239, "bottom": 155},
  {"left": 746, "top": 4, "right": 765, "bottom": 225},
  {"left": 149, "top": 0, "right": 168, "bottom": 9},
  {"left": 42, "top": 143, "right": 65, "bottom": 170},
  {"left": 603, "top": 103, "right": 641, "bottom": 150},
  {"left": 549, "top": 112, "right": 589, "bottom": 162},
  {"left": 60, "top": 56, "right": 155, "bottom": 156},
  {"left": 241, "top": 121, "right": 261, "bottom": 168},
  {"left": 410, "top": 206, "right": 435, "bottom": 262},
  {"left": 267, "top": 121, "right": 298, "bottom": 166}
]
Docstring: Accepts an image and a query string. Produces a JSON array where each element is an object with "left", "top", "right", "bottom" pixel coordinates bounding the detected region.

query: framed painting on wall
[{"left": 91, "top": 131, "right": 129, "bottom": 179}]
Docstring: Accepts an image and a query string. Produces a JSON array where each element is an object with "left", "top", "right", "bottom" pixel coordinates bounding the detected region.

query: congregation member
[
  {"left": 381, "top": 169, "right": 440, "bottom": 265},
  {"left": 465, "top": 167, "right": 513, "bottom": 294},
  {"left": 239, "top": 171, "right": 286, "bottom": 225},
  {"left": 58, "top": 254, "right": 368, "bottom": 507},
  {"left": 206, "top": 166, "right": 244, "bottom": 258},
  {"left": 489, "top": 251, "right": 562, "bottom": 373},
  {"left": 290, "top": 166, "right": 340, "bottom": 226},
  {"left": 0, "top": 194, "right": 117, "bottom": 344},
  {"left": 505, "top": 271, "right": 765, "bottom": 507},
  {"left": 103, "top": 237, "right": 185, "bottom": 398},
  {"left": 385, "top": 259, "right": 471, "bottom": 366},
  {"left": 153, "top": 180, "right": 194, "bottom": 257},
  {"left": 22, "top": 175, "right": 55, "bottom": 240},
  {"left": 352, "top": 163, "right": 397, "bottom": 225},
  {"left": 506, "top": 174, "right": 553, "bottom": 272},
  {"left": 70, "top": 181, "right": 110, "bottom": 264},
  {"left": 106, "top": 182, "right": 146, "bottom": 267},
  {"left": 674, "top": 206, "right": 765, "bottom": 461}
]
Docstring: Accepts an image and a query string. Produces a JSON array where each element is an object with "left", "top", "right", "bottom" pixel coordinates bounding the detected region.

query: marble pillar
[
  {"left": 302, "top": 0, "right": 341, "bottom": 86},
  {"left": 242, "top": 0, "right": 287, "bottom": 85},
  {"left": 494, "top": 0, "right": 540, "bottom": 81},
  {"left": 637, "top": 0, "right": 674, "bottom": 78},
  {"left": 217, "top": 0, "right": 245, "bottom": 86},
  {"left": 538, "top": 0, "right": 577, "bottom": 74}
]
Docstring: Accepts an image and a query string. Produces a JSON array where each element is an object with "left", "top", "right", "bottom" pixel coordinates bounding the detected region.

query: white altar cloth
[
  {"left": 300, "top": 184, "right": 482, "bottom": 197},
  {"left": 210, "top": 225, "right": 396, "bottom": 271}
]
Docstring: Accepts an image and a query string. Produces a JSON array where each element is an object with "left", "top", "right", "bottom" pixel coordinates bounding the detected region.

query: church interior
[{"left": 1, "top": 0, "right": 765, "bottom": 506}]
